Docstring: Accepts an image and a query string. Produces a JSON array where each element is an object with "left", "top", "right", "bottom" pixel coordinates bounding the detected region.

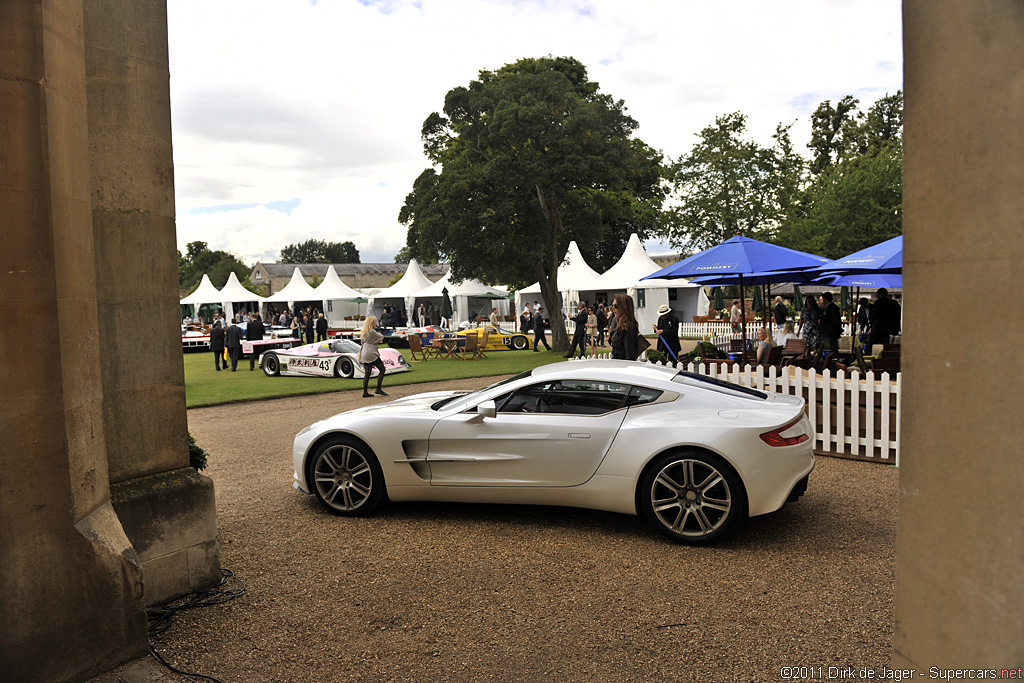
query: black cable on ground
[{"left": 146, "top": 568, "right": 246, "bottom": 683}]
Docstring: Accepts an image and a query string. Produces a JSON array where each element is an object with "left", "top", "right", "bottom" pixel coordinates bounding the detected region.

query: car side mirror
[{"left": 476, "top": 400, "right": 496, "bottom": 420}]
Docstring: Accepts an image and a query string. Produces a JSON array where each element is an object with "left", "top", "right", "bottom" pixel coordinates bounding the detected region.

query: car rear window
[{"left": 670, "top": 371, "right": 768, "bottom": 400}]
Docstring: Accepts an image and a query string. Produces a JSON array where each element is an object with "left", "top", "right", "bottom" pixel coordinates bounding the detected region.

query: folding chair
[
  {"left": 460, "top": 335, "right": 477, "bottom": 361},
  {"left": 408, "top": 334, "right": 430, "bottom": 362},
  {"left": 474, "top": 329, "right": 490, "bottom": 360},
  {"left": 779, "top": 338, "right": 807, "bottom": 366}
]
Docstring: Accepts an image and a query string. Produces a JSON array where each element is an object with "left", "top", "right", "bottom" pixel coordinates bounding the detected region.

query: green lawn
[{"left": 183, "top": 346, "right": 578, "bottom": 408}]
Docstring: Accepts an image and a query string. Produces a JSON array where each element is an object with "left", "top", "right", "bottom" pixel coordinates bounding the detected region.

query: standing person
[
  {"left": 798, "top": 295, "right": 822, "bottom": 350},
  {"left": 653, "top": 304, "right": 681, "bottom": 363},
  {"left": 586, "top": 306, "right": 598, "bottom": 351},
  {"left": 520, "top": 307, "right": 532, "bottom": 334},
  {"left": 245, "top": 312, "right": 265, "bottom": 371},
  {"left": 532, "top": 308, "right": 550, "bottom": 351},
  {"left": 564, "top": 302, "right": 589, "bottom": 358},
  {"left": 773, "top": 296, "right": 788, "bottom": 335},
  {"left": 730, "top": 300, "right": 743, "bottom": 334},
  {"left": 869, "top": 288, "right": 902, "bottom": 345},
  {"left": 595, "top": 304, "right": 608, "bottom": 347},
  {"left": 818, "top": 291, "right": 842, "bottom": 359},
  {"left": 210, "top": 318, "right": 226, "bottom": 371},
  {"left": 358, "top": 316, "right": 388, "bottom": 398},
  {"left": 489, "top": 307, "right": 500, "bottom": 329},
  {"left": 225, "top": 316, "right": 243, "bottom": 372},
  {"left": 304, "top": 314, "right": 315, "bottom": 345},
  {"left": 290, "top": 313, "right": 301, "bottom": 339},
  {"left": 609, "top": 293, "right": 638, "bottom": 360},
  {"left": 855, "top": 297, "right": 872, "bottom": 344},
  {"left": 315, "top": 313, "right": 328, "bottom": 342},
  {"left": 417, "top": 303, "right": 426, "bottom": 328}
]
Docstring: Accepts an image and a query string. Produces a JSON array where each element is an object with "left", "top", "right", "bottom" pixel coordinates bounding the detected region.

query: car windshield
[
  {"left": 331, "top": 339, "right": 360, "bottom": 354},
  {"left": 432, "top": 370, "right": 534, "bottom": 411},
  {"left": 671, "top": 371, "right": 768, "bottom": 400}
]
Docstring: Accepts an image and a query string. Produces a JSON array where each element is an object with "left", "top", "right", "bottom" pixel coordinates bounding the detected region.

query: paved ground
[{"left": 117, "top": 375, "right": 898, "bottom": 683}]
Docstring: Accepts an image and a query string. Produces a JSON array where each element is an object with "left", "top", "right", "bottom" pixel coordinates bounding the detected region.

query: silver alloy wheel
[
  {"left": 263, "top": 353, "right": 280, "bottom": 376},
  {"left": 512, "top": 336, "right": 528, "bottom": 350},
  {"left": 650, "top": 457, "right": 732, "bottom": 538},
  {"left": 313, "top": 443, "right": 374, "bottom": 512}
]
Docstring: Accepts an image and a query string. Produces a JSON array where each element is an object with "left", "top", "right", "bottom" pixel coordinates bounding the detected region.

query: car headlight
[{"left": 297, "top": 419, "right": 325, "bottom": 437}]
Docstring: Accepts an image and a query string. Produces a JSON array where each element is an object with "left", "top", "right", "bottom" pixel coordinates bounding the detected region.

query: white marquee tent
[
  {"left": 179, "top": 274, "right": 226, "bottom": 320},
  {"left": 415, "top": 271, "right": 510, "bottom": 328},
  {"left": 218, "top": 272, "right": 265, "bottom": 321},
  {"left": 367, "top": 259, "right": 434, "bottom": 323},
  {"left": 261, "top": 268, "right": 321, "bottom": 310},
  {"left": 315, "top": 265, "right": 366, "bottom": 326},
  {"left": 514, "top": 241, "right": 600, "bottom": 319}
]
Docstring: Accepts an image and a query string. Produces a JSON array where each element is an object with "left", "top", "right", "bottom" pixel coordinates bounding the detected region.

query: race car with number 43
[
  {"left": 453, "top": 325, "right": 532, "bottom": 351},
  {"left": 260, "top": 339, "right": 411, "bottom": 379}
]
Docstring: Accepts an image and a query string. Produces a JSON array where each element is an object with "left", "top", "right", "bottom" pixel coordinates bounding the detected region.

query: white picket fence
[
  {"left": 577, "top": 353, "right": 902, "bottom": 465},
  {"left": 679, "top": 320, "right": 856, "bottom": 340}
]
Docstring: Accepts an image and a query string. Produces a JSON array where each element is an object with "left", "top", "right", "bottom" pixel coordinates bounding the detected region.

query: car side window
[
  {"left": 497, "top": 380, "right": 630, "bottom": 415},
  {"left": 625, "top": 385, "right": 663, "bottom": 407}
]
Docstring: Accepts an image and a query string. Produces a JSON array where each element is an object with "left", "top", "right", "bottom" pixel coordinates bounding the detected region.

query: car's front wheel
[
  {"left": 639, "top": 450, "right": 745, "bottom": 545},
  {"left": 336, "top": 358, "right": 355, "bottom": 378},
  {"left": 262, "top": 353, "right": 280, "bottom": 377},
  {"left": 307, "top": 436, "right": 386, "bottom": 515},
  {"left": 511, "top": 335, "right": 528, "bottom": 350}
]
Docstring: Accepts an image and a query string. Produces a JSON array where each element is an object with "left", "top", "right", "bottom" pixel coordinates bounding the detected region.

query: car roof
[{"left": 531, "top": 359, "right": 680, "bottom": 386}]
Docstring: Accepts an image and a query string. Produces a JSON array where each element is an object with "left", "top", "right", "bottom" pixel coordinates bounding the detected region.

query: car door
[{"left": 426, "top": 380, "right": 631, "bottom": 487}]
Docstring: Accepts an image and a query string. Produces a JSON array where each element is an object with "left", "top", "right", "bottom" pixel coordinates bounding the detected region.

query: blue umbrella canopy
[
  {"left": 645, "top": 235, "right": 831, "bottom": 281},
  {"left": 818, "top": 272, "right": 902, "bottom": 289},
  {"left": 814, "top": 235, "right": 903, "bottom": 276}
]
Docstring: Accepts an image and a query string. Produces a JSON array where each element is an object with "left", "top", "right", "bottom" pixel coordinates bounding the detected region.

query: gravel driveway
[{"left": 160, "top": 377, "right": 897, "bottom": 683}]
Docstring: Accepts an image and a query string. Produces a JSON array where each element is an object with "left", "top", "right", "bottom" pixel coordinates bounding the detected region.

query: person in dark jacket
[
  {"left": 595, "top": 305, "right": 608, "bottom": 347},
  {"left": 225, "top": 316, "right": 243, "bottom": 371},
  {"left": 533, "top": 308, "right": 550, "bottom": 351},
  {"left": 609, "top": 294, "right": 638, "bottom": 360},
  {"left": 245, "top": 312, "right": 265, "bottom": 370},
  {"left": 315, "top": 313, "right": 328, "bottom": 341},
  {"left": 653, "top": 304, "right": 681, "bottom": 363},
  {"left": 209, "top": 318, "right": 226, "bottom": 371},
  {"left": 869, "top": 288, "right": 902, "bottom": 345},
  {"left": 818, "top": 292, "right": 842, "bottom": 367},
  {"left": 304, "top": 314, "right": 315, "bottom": 345},
  {"left": 564, "top": 302, "right": 589, "bottom": 358}
]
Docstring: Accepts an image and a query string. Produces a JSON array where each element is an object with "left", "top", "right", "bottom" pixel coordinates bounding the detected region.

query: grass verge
[{"left": 184, "top": 346, "right": 584, "bottom": 408}]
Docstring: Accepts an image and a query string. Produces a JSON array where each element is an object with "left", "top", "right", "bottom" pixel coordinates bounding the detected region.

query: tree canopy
[
  {"left": 178, "top": 241, "right": 254, "bottom": 291},
  {"left": 280, "top": 239, "right": 360, "bottom": 264},
  {"left": 398, "top": 56, "right": 668, "bottom": 347}
]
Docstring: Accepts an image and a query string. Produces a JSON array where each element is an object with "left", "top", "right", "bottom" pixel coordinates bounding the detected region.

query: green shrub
[
  {"left": 645, "top": 349, "right": 668, "bottom": 364},
  {"left": 189, "top": 433, "right": 209, "bottom": 471}
]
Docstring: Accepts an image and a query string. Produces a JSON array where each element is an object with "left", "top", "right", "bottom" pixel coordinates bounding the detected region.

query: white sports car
[
  {"left": 291, "top": 360, "right": 814, "bottom": 545},
  {"left": 260, "top": 339, "right": 411, "bottom": 379}
]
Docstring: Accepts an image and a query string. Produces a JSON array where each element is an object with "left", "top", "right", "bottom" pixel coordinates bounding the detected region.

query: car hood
[{"left": 333, "top": 389, "right": 470, "bottom": 418}]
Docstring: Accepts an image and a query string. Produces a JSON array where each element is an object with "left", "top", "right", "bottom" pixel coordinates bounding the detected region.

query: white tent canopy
[
  {"left": 515, "top": 241, "right": 600, "bottom": 318},
  {"left": 218, "top": 272, "right": 265, "bottom": 321},
  {"left": 179, "top": 274, "right": 224, "bottom": 320},
  {"left": 315, "top": 265, "right": 366, "bottom": 325},
  {"left": 262, "top": 267, "right": 321, "bottom": 306},
  {"left": 368, "top": 259, "right": 434, "bottom": 322},
  {"left": 415, "top": 271, "right": 510, "bottom": 327}
]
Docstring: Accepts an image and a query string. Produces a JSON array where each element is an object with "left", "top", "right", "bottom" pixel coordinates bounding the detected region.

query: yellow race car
[{"left": 452, "top": 325, "right": 533, "bottom": 351}]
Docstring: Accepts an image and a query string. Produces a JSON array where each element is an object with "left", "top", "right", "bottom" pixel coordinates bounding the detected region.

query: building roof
[{"left": 254, "top": 262, "right": 450, "bottom": 278}]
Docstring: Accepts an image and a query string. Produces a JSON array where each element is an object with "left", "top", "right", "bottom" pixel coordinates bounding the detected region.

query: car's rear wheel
[
  {"left": 639, "top": 450, "right": 745, "bottom": 545},
  {"left": 511, "top": 335, "right": 528, "bottom": 350},
  {"left": 336, "top": 358, "right": 355, "bottom": 378},
  {"left": 262, "top": 353, "right": 280, "bottom": 376},
  {"left": 307, "top": 436, "right": 385, "bottom": 516}
]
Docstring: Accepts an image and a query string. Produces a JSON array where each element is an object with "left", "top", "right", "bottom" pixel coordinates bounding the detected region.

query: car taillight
[{"left": 759, "top": 415, "right": 810, "bottom": 447}]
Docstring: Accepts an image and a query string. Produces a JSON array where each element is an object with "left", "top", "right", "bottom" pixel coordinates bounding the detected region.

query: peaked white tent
[
  {"left": 218, "top": 272, "right": 265, "bottom": 321},
  {"left": 415, "top": 271, "right": 510, "bottom": 328},
  {"left": 514, "top": 241, "right": 600, "bottom": 318},
  {"left": 262, "top": 268, "right": 321, "bottom": 310},
  {"left": 576, "top": 233, "right": 708, "bottom": 332},
  {"left": 179, "top": 274, "right": 225, "bottom": 320},
  {"left": 315, "top": 265, "right": 366, "bottom": 326},
  {"left": 368, "top": 259, "right": 434, "bottom": 324}
]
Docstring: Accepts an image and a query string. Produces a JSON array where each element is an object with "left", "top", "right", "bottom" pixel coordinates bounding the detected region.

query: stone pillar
[
  {"left": 897, "top": 0, "right": 1024, "bottom": 666},
  {"left": 82, "top": 0, "right": 221, "bottom": 606},
  {"left": 0, "top": 1, "right": 148, "bottom": 680}
]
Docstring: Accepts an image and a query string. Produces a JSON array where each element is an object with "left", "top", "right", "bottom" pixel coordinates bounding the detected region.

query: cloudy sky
[{"left": 167, "top": 0, "right": 902, "bottom": 267}]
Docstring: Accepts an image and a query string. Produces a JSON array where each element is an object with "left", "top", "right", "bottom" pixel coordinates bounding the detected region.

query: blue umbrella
[
  {"left": 645, "top": 236, "right": 830, "bottom": 352},
  {"left": 814, "top": 235, "right": 903, "bottom": 277},
  {"left": 818, "top": 272, "right": 902, "bottom": 289}
]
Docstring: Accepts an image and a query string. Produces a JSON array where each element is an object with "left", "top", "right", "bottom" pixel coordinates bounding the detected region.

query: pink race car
[{"left": 259, "top": 339, "right": 411, "bottom": 379}]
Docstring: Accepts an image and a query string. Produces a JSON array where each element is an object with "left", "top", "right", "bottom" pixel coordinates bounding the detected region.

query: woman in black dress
[{"left": 609, "top": 293, "right": 638, "bottom": 360}]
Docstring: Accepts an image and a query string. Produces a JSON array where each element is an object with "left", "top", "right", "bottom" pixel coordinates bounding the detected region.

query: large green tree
[
  {"left": 178, "top": 241, "right": 253, "bottom": 291},
  {"left": 280, "top": 239, "right": 360, "bottom": 264},
  {"left": 398, "top": 56, "right": 668, "bottom": 348},
  {"left": 665, "top": 112, "right": 801, "bottom": 251}
]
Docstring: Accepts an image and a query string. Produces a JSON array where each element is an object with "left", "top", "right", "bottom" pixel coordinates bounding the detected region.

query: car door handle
[{"left": 568, "top": 433, "right": 591, "bottom": 438}]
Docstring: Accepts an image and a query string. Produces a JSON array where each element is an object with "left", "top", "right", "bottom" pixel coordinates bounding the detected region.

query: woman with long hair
[
  {"left": 609, "top": 293, "right": 638, "bottom": 360},
  {"left": 359, "top": 316, "right": 388, "bottom": 398},
  {"left": 798, "top": 294, "right": 822, "bottom": 349}
]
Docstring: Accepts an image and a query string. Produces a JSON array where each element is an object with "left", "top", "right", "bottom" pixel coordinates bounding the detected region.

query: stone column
[
  {"left": 0, "top": 1, "right": 148, "bottom": 680},
  {"left": 82, "top": 0, "right": 221, "bottom": 605},
  {"left": 897, "top": 0, "right": 1024, "bottom": 667}
]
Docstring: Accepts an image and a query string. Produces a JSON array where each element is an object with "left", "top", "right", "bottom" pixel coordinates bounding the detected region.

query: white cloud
[{"left": 168, "top": 0, "right": 902, "bottom": 267}]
